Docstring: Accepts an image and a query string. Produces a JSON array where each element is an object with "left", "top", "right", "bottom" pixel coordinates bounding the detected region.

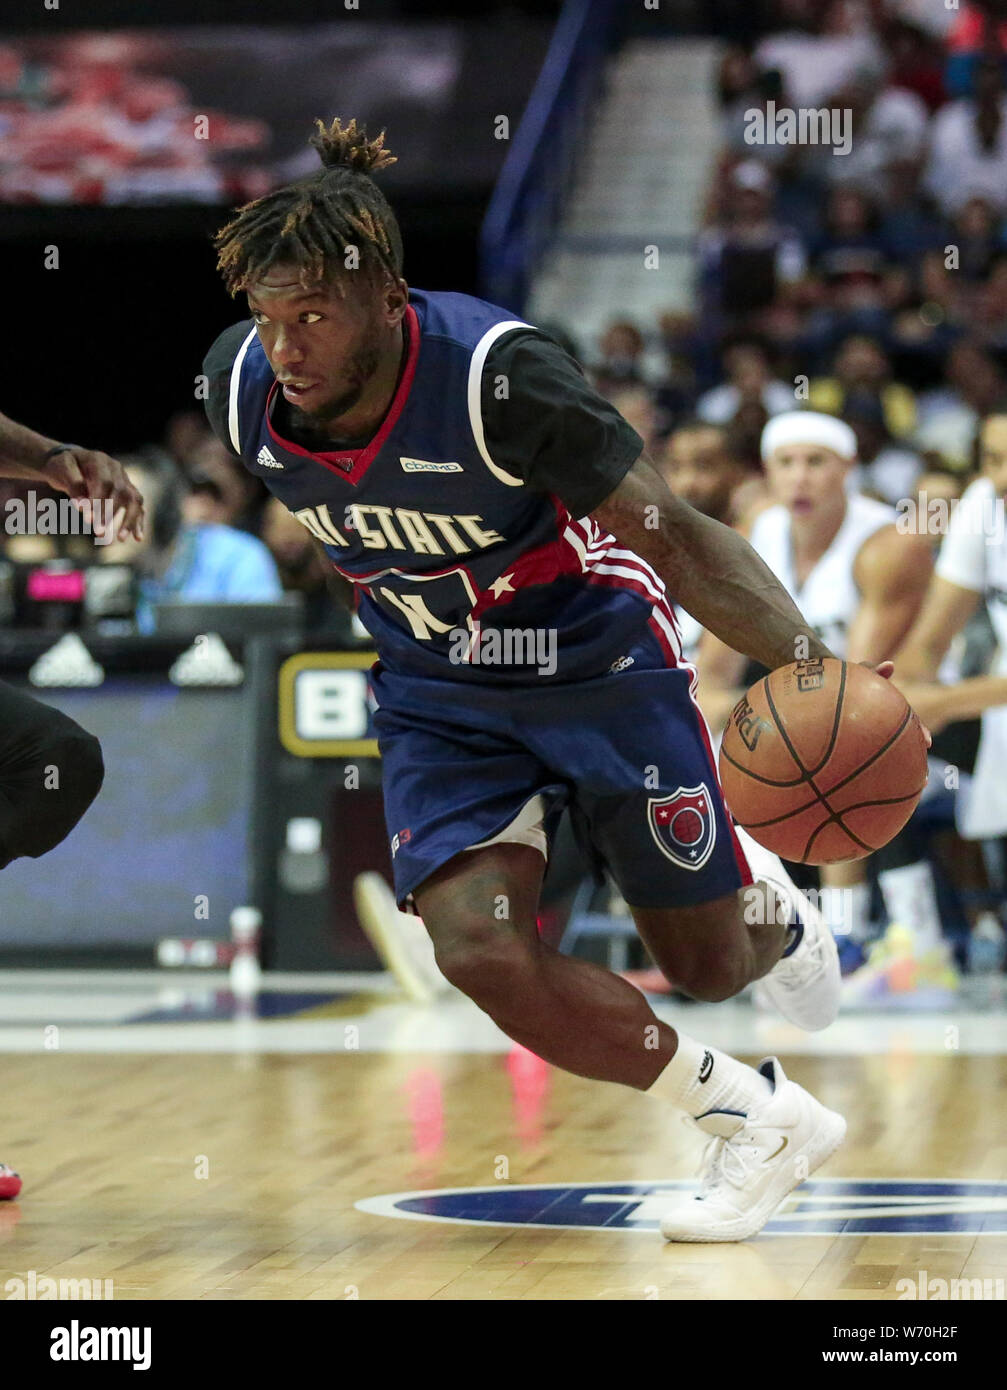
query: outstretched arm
[
  {"left": 591, "top": 453, "right": 834, "bottom": 669},
  {"left": 0, "top": 411, "right": 145, "bottom": 542}
]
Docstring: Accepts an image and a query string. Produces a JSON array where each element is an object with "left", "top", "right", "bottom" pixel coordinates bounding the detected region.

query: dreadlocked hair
[{"left": 213, "top": 117, "right": 402, "bottom": 297}]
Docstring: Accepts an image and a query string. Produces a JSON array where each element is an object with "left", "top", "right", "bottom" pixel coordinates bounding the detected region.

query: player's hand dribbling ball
[{"left": 718, "top": 657, "right": 928, "bottom": 864}]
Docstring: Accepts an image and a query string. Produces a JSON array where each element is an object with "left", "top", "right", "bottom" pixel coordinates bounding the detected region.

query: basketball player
[
  {"left": 0, "top": 410, "right": 144, "bottom": 1200},
  {"left": 203, "top": 118, "right": 883, "bottom": 1242},
  {"left": 895, "top": 406, "right": 1007, "bottom": 853},
  {"left": 694, "top": 412, "right": 945, "bottom": 993},
  {"left": 655, "top": 418, "right": 758, "bottom": 662}
]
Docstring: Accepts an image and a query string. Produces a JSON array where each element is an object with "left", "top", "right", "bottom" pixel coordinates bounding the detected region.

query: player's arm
[
  {"left": 886, "top": 575, "right": 1001, "bottom": 731},
  {"left": 893, "top": 672, "right": 1007, "bottom": 732},
  {"left": 591, "top": 454, "right": 834, "bottom": 670},
  {"left": 846, "top": 525, "right": 934, "bottom": 666},
  {"left": 893, "top": 576, "right": 981, "bottom": 681},
  {"left": 0, "top": 411, "right": 144, "bottom": 541}
]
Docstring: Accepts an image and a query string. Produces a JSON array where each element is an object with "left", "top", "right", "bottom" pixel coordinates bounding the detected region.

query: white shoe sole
[
  {"left": 660, "top": 1098, "right": 847, "bottom": 1243},
  {"left": 353, "top": 872, "right": 442, "bottom": 1006}
]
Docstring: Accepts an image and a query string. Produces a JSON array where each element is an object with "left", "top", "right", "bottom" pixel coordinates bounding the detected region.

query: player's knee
[
  {"left": 46, "top": 723, "right": 105, "bottom": 813},
  {"left": 672, "top": 951, "right": 751, "bottom": 1004},
  {"left": 430, "top": 917, "right": 535, "bottom": 998}
]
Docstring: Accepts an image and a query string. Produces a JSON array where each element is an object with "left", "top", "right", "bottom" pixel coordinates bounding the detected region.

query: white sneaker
[
  {"left": 353, "top": 872, "right": 449, "bottom": 1006},
  {"left": 753, "top": 875, "right": 841, "bottom": 1031},
  {"left": 732, "top": 827, "right": 841, "bottom": 1031},
  {"left": 841, "top": 922, "right": 959, "bottom": 1010},
  {"left": 660, "top": 1058, "right": 846, "bottom": 1243}
]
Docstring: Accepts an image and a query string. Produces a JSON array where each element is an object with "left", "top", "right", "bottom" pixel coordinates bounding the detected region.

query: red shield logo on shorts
[{"left": 647, "top": 784, "right": 716, "bottom": 871}]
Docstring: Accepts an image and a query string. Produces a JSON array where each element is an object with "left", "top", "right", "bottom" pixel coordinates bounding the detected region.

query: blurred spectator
[
  {"left": 945, "top": 0, "right": 1007, "bottom": 100},
  {"left": 654, "top": 417, "right": 759, "bottom": 525},
  {"left": 184, "top": 435, "right": 269, "bottom": 534},
  {"left": 696, "top": 335, "right": 794, "bottom": 424},
  {"left": 697, "top": 160, "right": 807, "bottom": 331},
  {"left": 260, "top": 496, "right": 351, "bottom": 636},
  {"left": 807, "top": 185, "right": 895, "bottom": 314},
  {"left": 950, "top": 195, "right": 1006, "bottom": 280},
  {"left": 808, "top": 333, "right": 917, "bottom": 439},
  {"left": 725, "top": 398, "right": 771, "bottom": 473},
  {"left": 96, "top": 452, "right": 282, "bottom": 632},
  {"left": 914, "top": 340, "right": 1007, "bottom": 469},
  {"left": 842, "top": 393, "right": 923, "bottom": 503},
  {"left": 914, "top": 459, "right": 974, "bottom": 518},
  {"left": 720, "top": 63, "right": 800, "bottom": 174},
  {"left": 717, "top": 44, "right": 761, "bottom": 111},
  {"left": 606, "top": 385, "right": 659, "bottom": 455},
  {"left": 891, "top": 0, "right": 957, "bottom": 45},
  {"left": 806, "top": 71, "right": 929, "bottom": 202},
  {"left": 181, "top": 473, "right": 230, "bottom": 527},
  {"left": 162, "top": 410, "right": 213, "bottom": 470},
  {"left": 592, "top": 321, "right": 647, "bottom": 396},
  {"left": 968, "top": 249, "right": 1007, "bottom": 347},
  {"left": 885, "top": 17, "right": 948, "bottom": 111},
  {"left": 753, "top": 0, "right": 884, "bottom": 108},
  {"left": 924, "top": 56, "right": 1007, "bottom": 216}
]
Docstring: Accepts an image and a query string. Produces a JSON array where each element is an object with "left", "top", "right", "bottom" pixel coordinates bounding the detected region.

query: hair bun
[{"left": 309, "top": 116, "right": 397, "bottom": 174}]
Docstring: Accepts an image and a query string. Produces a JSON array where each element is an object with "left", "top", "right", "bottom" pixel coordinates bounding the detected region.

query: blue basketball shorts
[{"left": 370, "top": 651, "right": 752, "bottom": 912}]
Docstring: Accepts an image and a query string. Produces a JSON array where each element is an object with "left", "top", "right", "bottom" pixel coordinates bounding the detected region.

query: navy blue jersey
[{"left": 208, "top": 288, "right": 685, "bottom": 683}]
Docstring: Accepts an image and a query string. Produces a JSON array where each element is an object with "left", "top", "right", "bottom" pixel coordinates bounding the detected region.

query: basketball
[{"left": 718, "top": 658, "right": 928, "bottom": 865}]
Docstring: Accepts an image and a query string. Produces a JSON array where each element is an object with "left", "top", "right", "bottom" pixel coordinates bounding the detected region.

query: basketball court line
[{"left": 0, "top": 970, "right": 1002, "bottom": 1053}]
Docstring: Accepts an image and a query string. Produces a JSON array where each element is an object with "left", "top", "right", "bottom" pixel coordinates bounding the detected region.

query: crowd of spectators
[
  {"left": 0, "top": 407, "right": 351, "bottom": 639},
  {"left": 580, "top": 0, "right": 1007, "bottom": 509}
]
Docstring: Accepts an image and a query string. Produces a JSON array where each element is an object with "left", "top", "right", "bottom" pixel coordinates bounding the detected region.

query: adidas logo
[
  {"left": 399, "top": 457, "right": 463, "bottom": 473},
  {"left": 29, "top": 634, "right": 104, "bottom": 688},
  {"left": 698, "top": 1050, "right": 714, "bottom": 1084},
  {"left": 256, "top": 445, "right": 283, "bottom": 469},
  {"left": 169, "top": 633, "right": 244, "bottom": 687},
  {"left": 609, "top": 655, "right": 635, "bottom": 673}
]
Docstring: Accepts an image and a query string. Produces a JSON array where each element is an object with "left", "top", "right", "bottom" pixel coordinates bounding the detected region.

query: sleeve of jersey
[
  {"left": 201, "top": 320, "right": 256, "bottom": 459},
  {"left": 934, "top": 482, "right": 989, "bottom": 593},
  {"left": 479, "top": 332, "right": 644, "bottom": 518}
]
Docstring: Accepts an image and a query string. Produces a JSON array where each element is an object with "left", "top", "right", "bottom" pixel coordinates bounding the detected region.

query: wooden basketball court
[{"left": 2, "top": 974, "right": 1005, "bottom": 1301}]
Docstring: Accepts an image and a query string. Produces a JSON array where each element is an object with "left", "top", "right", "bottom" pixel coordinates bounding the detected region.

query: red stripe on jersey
[{"left": 647, "top": 611, "right": 677, "bottom": 665}]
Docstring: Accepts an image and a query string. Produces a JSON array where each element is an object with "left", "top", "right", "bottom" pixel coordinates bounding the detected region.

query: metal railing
[{"left": 479, "top": 0, "right": 623, "bottom": 314}]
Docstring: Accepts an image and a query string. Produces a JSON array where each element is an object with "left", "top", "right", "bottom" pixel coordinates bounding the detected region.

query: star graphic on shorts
[
  {"left": 657, "top": 807, "right": 671, "bottom": 821},
  {"left": 489, "top": 573, "right": 515, "bottom": 599}
]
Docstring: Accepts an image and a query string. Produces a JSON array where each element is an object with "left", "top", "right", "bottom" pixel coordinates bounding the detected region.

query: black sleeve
[
  {"left": 479, "top": 329, "right": 644, "bottom": 518},
  {"left": 202, "top": 320, "right": 255, "bottom": 458}
]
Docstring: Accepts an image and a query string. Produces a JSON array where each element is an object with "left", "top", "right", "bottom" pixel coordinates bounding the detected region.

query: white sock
[
  {"left": 647, "top": 1031, "right": 772, "bottom": 1118},
  {"left": 878, "top": 861, "right": 942, "bottom": 952}
]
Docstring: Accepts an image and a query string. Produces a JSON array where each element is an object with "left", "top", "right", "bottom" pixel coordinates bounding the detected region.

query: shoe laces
[{"left": 682, "top": 1115, "right": 765, "bottom": 1196}]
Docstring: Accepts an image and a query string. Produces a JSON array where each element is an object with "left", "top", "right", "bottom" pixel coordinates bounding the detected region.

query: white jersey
[
  {"left": 672, "top": 605, "right": 704, "bottom": 664},
  {"left": 748, "top": 493, "right": 896, "bottom": 658},
  {"left": 934, "top": 476, "right": 1007, "bottom": 837},
  {"left": 935, "top": 476, "right": 1007, "bottom": 673}
]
